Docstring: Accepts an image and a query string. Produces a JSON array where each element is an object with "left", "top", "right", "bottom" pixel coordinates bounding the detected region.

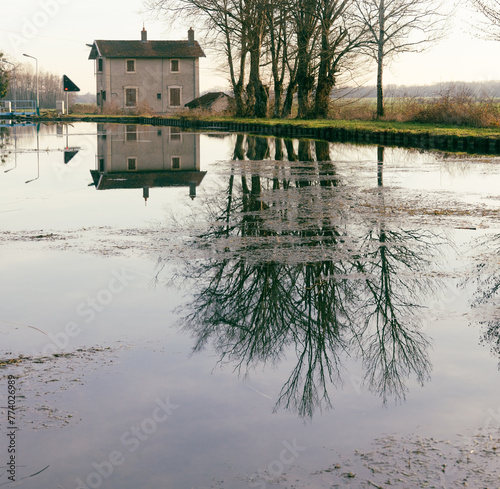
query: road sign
[{"left": 63, "top": 75, "right": 80, "bottom": 92}]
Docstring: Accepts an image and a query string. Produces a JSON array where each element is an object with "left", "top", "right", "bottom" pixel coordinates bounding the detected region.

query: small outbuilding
[{"left": 184, "top": 91, "right": 233, "bottom": 113}]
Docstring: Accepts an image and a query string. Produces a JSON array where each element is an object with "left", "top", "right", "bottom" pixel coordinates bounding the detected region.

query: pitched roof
[
  {"left": 90, "top": 170, "right": 207, "bottom": 190},
  {"left": 185, "top": 92, "right": 232, "bottom": 109},
  {"left": 88, "top": 40, "right": 205, "bottom": 60}
]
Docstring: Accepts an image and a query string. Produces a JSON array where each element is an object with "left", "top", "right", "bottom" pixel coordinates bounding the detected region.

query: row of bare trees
[
  {"left": 147, "top": 0, "right": 446, "bottom": 118},
  {"left": 0, "top": 60, "right": 70, "bottom": 109}
]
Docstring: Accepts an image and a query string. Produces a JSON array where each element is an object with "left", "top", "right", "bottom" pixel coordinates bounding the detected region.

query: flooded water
[{"left": 1, "top": 122, "right": 500, "bottom": 488}]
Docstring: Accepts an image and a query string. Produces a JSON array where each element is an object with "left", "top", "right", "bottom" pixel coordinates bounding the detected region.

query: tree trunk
[
  {"left": 298, "top": 139, "right": 313, "bottom": 161},
  {"left": 233, "top": 134, "right": 246, "bottom": 160},
  {"left": 284, "top": 139, "right": 297, "bottom": 161},
  {"left": 254, "top": 82, "right": 268, "bottom": 118},
  {"left": 315, "top": 140, "right": 330, "bottom": 161},
  {"left": 314, "top": 20, "right": 334, "bottom": 119},
  {"left": 297, "top": 53, "right": 314, "bottom": 118},
  {"left": 273, "top": 79, "right": 283, "bottom": 118},
  {"left": 376, "top": 0, "right": 385, "bottom": 118},
  {"left": 281, "top": 78, "right": 297, "bottom": 118},
  {"left": 376, "top": 51, "right": 384, "bottom": 118},
  {"left": 247, "top": 19, "right": 268, "bottom": 118},
  {"left": 314, "top": 76, "right": 335, "bottom": 119},
  {"left": 377, "top": 145, "right": 384, "bottom": 186},
  {"left": 234, "top": 82, "right": 246, "bottom": 117},
  {"left": 275, "top": 138, "right": 284, "bottom": 160},
  {"left": 254, "top": 136, "right": 270, "bottom": 159}
]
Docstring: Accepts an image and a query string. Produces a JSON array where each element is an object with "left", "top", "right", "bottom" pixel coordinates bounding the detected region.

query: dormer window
[
  {"left": 126, "top": 59, "right": 136, "bottom": 73},
  {"left": 170, "top": 59, "right": 179, "bottom": 73}
]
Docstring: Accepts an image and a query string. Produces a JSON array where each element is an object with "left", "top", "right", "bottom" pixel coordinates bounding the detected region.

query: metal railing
[{"left": 0, "top": 100, "right": 37, "bottom": 115}]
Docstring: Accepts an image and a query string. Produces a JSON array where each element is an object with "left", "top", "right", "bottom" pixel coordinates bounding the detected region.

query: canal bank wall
[{"left": 4, "top": 115, "right": 500, "bottom": 155}]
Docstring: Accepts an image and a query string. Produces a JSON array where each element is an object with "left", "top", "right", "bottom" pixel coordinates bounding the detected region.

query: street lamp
[
  {"left": 0, "top": 59, "right": 16, "bottom": 111},
  {"left": 25, "top": 129, "right": 40, "bottom": 184},
  {"left": 23, "top": 53, "right": 39, "bottom": 115}
]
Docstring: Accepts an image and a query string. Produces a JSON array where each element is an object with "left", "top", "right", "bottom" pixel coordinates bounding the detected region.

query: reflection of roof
[
  {"left": 88, "top": 40, "right": 205, "bottom": 59},
  {"left": 185, "top": 92, "right": 232, "bottom": 109},
  {"left": 90, "top": 170, "right": 206, "bottom": 190}
]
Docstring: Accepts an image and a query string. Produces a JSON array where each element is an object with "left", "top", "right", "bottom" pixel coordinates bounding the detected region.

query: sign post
[{"left": 63, "top": 75, "right": 80, "bottom": 115}]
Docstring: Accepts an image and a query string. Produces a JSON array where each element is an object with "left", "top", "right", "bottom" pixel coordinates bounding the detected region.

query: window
[
  {"left": 171, "top": 156, "right": 181, "bottom": 169},
  {"left": 157, "top": 129, "right": 162, "bottom": 137},
  {"left": 127, "top": 157, "right": 137, "bottom": 171},
  {"left": 98, "top": 158, "right": 105, "bottom": 172},
  {"left": 125, "top": 88, "right": 137, "bottom": 107},
  {"left": 126, "top": 59, "right": 136, "bottom": 72},
  {"left": 126, "top": 125, "right": 138, "bottom": 141},
  {"left": 102, "top": 90, "right": 106, "bottom": 101},
  {"left": 157, "top": 93, "right": 162, "bottom": 100},
  {"left": 170, "top": 127, "right": 182, "bottom": 142},
  {"left": 170, "top": 59, "right": 180, "bottom": 72},
  {"left": 169, "top": 87, "right": 181, "bottom": 107},
  {"left": 97, "top": 58, "right": 103, "bottom": 72}
]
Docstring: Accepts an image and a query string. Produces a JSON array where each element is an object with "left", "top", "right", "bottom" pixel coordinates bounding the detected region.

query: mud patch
[{"left": 0, "top": 346, "right": 121, "bottom": 429}]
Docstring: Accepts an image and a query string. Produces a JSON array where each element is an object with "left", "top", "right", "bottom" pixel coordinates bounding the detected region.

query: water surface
[{"left": 1, "top": 123, "right": 499, "bottom": 488}]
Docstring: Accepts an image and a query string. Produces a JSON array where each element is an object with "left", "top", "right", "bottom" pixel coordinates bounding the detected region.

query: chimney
[
  {"left": 141, "top": 26, "right": 147, "bottom": 42},
  {"left": 188, "top": 28, "right": 194, "bottom": 46}
]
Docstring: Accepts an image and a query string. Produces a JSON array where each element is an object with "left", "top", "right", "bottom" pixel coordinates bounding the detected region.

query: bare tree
[
  {"left": 245, "top": 0, "right": 269, "bottom": 117},
  {"left": 313, "top": 0, "right": 368, "bottom": 118},
  {"left": 147, "top": 0, "right": 274, "bottom": 116},
  {"left": 291, "top": 0, "right": 320, "bottom": 118},
  {"left": 0, "top": 54, "right": 10, "bottom": 99},
  {"left": 265, "top": 0, "right": 295, "bottom": 117},
  {"left": 470, "top": 0, "right": 500, "bottom": 39},
  {"left": 4, "top": 64, "right": 67, "bottom": 109},
  {"left": 147, "top": 0, "right": 251, "bottom": 115},
  {"left": 353, "top": 0, "right": 447, "bottom": 118}
]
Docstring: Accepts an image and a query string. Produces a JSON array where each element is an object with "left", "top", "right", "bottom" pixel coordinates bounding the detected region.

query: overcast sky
[{"left": 1, "top": 0, "right": 500, "bottom": 95}]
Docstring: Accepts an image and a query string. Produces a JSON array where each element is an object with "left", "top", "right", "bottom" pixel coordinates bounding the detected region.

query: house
[
  {"left": 88, "top": 28, "right": 205, "bottom": 114},
  {"left": 184, "top": 92, "right": 233, "bottom": 113},
  {"left": 91, "top": 124, "right": 206, "bottom": 200}
]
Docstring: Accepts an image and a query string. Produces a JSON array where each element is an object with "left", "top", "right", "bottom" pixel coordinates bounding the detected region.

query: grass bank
[
  {"left": 32, "top": 110, "right": 500, "bottom": 140},
  {"left": 189, "top": 115, "right": 500, "bottom": 139}
]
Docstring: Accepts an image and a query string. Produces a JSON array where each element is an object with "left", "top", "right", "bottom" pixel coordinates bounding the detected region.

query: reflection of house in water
[{"left": 91, "top": 124, "right": 205, "bottom": 200}]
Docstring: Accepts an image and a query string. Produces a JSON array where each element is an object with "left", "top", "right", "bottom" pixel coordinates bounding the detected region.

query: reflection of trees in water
[
  {"left": 354, "top": 228, "right": 433, "bottom": 403},
  {"left": 177, "top": 137, "right": 441, "bottom": 417},
  {"left": 183, "top": 257, "right": 356, "bottom": 418},
  {"left": 0, "top": 127, "right": 12, "bottom": 165},
  {"left": 467, "top": 234, "right": 500, "bottom": 367},
  {"left": 353, "top": 146, "right": 433, "bottom": 401}
]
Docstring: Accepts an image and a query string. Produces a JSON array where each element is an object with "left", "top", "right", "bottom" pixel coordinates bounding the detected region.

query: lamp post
[
  {"left": 22, "top": 53, "right": 38, "bottom": 115},
  {"left": 0, "top": 59, "right": 16, "bottom": 111},
  {"left": 4, "top": 125, "right": 17, "bottom": 173},
  {"left": 25, "top": 129, "right": 40, "bottom": 184}
]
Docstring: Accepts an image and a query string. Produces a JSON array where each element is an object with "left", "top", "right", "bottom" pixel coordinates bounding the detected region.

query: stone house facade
[{"left": 88, "top": 28, "right": 205, "bottom": 114}]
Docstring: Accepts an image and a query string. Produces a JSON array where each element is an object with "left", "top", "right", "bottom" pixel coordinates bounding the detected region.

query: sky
[{"left": 1, "top": 0, "right": 500, "bottom": 96}]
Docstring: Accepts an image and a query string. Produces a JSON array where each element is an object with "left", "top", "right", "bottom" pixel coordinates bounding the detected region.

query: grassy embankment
[
  {"left": 34, "top": 109, "right": 500, "bottom": 138},
  {"left": 36, "top": 87, "right": 500, "bottom": 140},
  {"left": 38, "top": 110, "right": 500, "bottom": 140}
]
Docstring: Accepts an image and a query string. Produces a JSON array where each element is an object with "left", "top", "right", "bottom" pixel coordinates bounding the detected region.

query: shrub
[
  {"left": 101, "top": 100, "right": 123, "bottom": 115},
  {"left": 70, "top": 103, "right": 99, "bottom": 115},
  {"left": 406, "top": 86, "right": 500, "bottom": 127},
  {"left": 134, "top": 100, "right": 155, "bottom": 116},
  {"left": 176, "top": 107, "right": 215, "bottom": 120},
  {"left": 330, "top": 99, "right": 376, "bottom": 121}
]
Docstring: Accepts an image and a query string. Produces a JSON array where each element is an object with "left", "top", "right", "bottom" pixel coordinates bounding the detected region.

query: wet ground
[{"left": 0, "top": 123, "right": 499, "bottom": 488}]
